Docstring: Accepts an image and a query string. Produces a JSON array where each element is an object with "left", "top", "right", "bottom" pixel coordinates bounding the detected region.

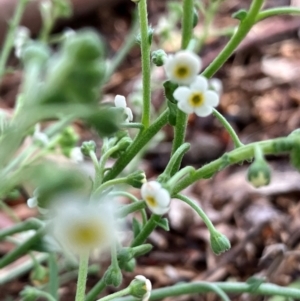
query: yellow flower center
[
  {"left": 69, "top": 221, "right": 105, "bottom": 247},
  {"left": 189, "top": 92, "right": 204, "bottom": 107},
  {"left": 174, "top": 65, "right": 190, "bottom": 79},
  {"left": 146, "top": 196, "right": 157, "bottom": 207}
]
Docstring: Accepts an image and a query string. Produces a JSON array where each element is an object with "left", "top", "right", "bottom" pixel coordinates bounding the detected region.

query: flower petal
[
  {"left": 190, "top": 75, "right": 208, "bottom": 92},
  {"left": 155, "top": 188, "right": 171, "bottom": 207},
  {"left": 141, "top": 181, "right": 162, "bottom": 199},
  {"left": 114, "top": 95, "right": 126, "bottom": 108},
  {"left": 194, "top": 105, "right": 213, "bottom": 117},
  {"left": 173, "top": 87, "right": 190, "bottom": 102},
  {"left": 204, "top": 90, "right": 219, "bottom": 107},
  {"left": 150, "top": 205, "right": 170, "bottom": 215},
  {"left": 125, "top": 107, "right": 133, "bottom": 122},
  {"left": 177, "top": 99, "right": 194, "bottom": 114}
]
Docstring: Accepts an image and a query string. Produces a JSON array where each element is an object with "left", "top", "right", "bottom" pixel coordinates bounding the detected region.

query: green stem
[
  {"left": 256, "top": 7, "right": 300, "bottom": 22},
  {"left": 212, "top": 109, "right": 244, "bottom": 148},
  {"left": 75, "top": 252, "right": 90, "bottom": 301},
  {"left": 48, "top": 253, "right": 59, "bottom": 300},
  {"left": 0, "top": 0, "right": 30, "bottom": 83},
  {"left": 113, "top": 281, "right": 300, "bottom": 301},
  {"left": 173, "top": 135, "right": 293, "bottom": 195},
  {"left": 131, "top": 214, "right": 161, "bottom": 247},
  {"left": 167, "top": 166, "right": 194, "bottom": 190},
  {"left": 111, "top": 191, "right": 147, "bottom": 224},
  {"left": 181, "top": 0, "right": 194, "bottom": 49},
  {"left": 175, "top": 194, "right": 215, "bottom": 233},
  {"left": 89, "top": 150, "right": 102, "bottom": 190},
  {"left": 161, "top": 143, "right": 190, "bottom": 179},
  {"left": 28, "top": 289, "right": 57, "bottom": 301},
  {"left": 171, "top": 0, "right": 194, "bottom": 166},
  {"left": 93, "top": 177, "right": 128, "bottom": 197},
  {"left": 117, "top": 201, "right": 146, "bottom": 219},
  {"left": 85, "top": 278, "right": 106, "bottom": 301},
  {"left": 103, "top": 109, "right": 169, "bottom": 182},
  {"left": 202, "top": 0, "right": 265, "bottom": 79},
  {"left": 96, "top": 288, "right": 131, "bottom": 301},
  {"left": 0, "top": 226, "right": 45, "bottom": 268},
  {"left": 138, "top": 0, "right": 151, "bottom": 129},
  {"left": 120, "top": 123, "right": 144, "bottom": 129}
]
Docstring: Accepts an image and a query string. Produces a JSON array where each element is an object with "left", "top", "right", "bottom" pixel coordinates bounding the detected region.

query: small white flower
[
  {"left": 173, "top": 75, "right": 219, "bottom": 117},
  {"left": 50, "top": 198, "right": 116, "bottom": 254},
  {"left": 114, "top": 95, "right": 133, "bottom": 122},
  {"left": 141, "top": 181, "right": 170, "bottom": 215},
  {"left": 164, "top": 50, "right": 202, "bottom": 85},
  {"left": 27, "top": 197, "right": 38, "bottom": 208},
  {"left": 70, "top": 147, "right": 84, "bottom": 163},
  {"left": 135, "top": 275, "right": 152, "bottom": 301},
  {"left": 14, "top": 26, "right": 30, "bottom": 58}
]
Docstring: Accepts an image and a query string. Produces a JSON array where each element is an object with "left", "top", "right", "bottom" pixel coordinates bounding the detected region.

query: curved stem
[
  {"left": 175, "top": 194, "right": 215, "bottom": 234},
  {"left": 113, "top": 281, "right": 300, "bottom": 301},
  {"left": 97, "top": 288, "right": 130, "bottom": 301},
  {"left": 138, "top": 0, "right": 151, "bottom": 129},
  {"left": 75, "top": 252, "right": 90, "bottom": 301},
  {"left": 48, "top": 253, "right": 59, "bottom": 300},
  {"left": 172, "top": 135, "right": 294, "bottom": 195},
  {"left": 202, "top": 0, "right": 265, "bottom": 79},
  {"left": 117, "top": 201, "right": 146, "bottom": 219},
  {"left": 93, "top": 177, "right": 128, "bottom": 197},
  {"left": 256, "top": 7, "right": 300, "bottom": 22},
  {"left": 212, "top": 109, "right": 244, "bottom": 148}
]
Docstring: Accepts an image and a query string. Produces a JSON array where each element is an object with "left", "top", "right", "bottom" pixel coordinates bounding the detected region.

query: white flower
[
  {"left": 14, "top": 26, "right": 30, "bottom": 58},
  {"left": 70, "top": 147, "right": 84, "bottom": 163},
  {"left": 141, "top": 181, "right": 170, "bottom": 215},
  {"left": 164, "top": 50, "right": 202, "bottom": 85},
  {"left": 173, "top": 75, "right": 219, "bottom": 117},
  {"left": 27, "top": 197, "right": 38, "bottom": 208},
  {"left": 114, "top": 95, "right": 133, "bottom": 122},
  {"left": 135, "top": 275, "right": 152, "bottom": 301},
  {"left": 50, "top": 198, "right": 116, "bottom": 254}
]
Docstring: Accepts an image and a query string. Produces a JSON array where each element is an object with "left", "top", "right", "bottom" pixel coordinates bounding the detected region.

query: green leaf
[{"left": 232, "top": 9, "right": 248, "bottom": 21}]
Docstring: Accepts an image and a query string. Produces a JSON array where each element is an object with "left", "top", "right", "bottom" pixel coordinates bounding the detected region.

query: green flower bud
[
  {"left": 118, "top": 247, "right": 134, "bottom": 263},
  {"left": 104, "top": 266, "right": 123, "bottom": 287},
  {"left": 53, "top": 0, "right": 72, "bottom": 18},
  {"left": 123, "top": 258, "right": 136, "bottom": 272},
  {"left": 57, "top": 126, "right": 79, "bottom": 156},
  {"left": 81, "top": 140, "right": 96, "bottom": 156},
  {"left": 129, "top": 275, "right": 152, "bottom": 301},
  {"left": 151, "top": 49, "right": 167, "bottom": 66},
  {"left": 20, "top": 286, "right": 38, "bottom": 301},
  {"left": 127, "top": 170, "right": 146, "bottom": 188},
  {"left": 247, "top": 158, "right": 271, "bottom": 188},
  {"left": 210, "top": 230, "right": 231, "bottom": 255},
  {"left": 30, "top": 264, "right": 49, "bottom": 286},
  {"left": 136, "top": 27, "right": 154, "bottom": 46}
]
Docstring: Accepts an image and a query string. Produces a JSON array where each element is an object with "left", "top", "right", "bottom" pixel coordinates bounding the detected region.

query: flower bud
[
  {"left": 129, "top": 275, "right": 152, "bottom": 301},
  {"left": 118, "top": 247, "right": 134, "bottom": 263},
  {"left": 127, "top": 170, "right": 147, "bottom": 188},
  {"left": 123, "top": 258, "right": 136, "bottom": 272},
  {"left": 104, "top": 266, "right": 123, "bottom": 287},
  {"left": 152, "top": 49, "right": 167, "bottom": 67},
  {"left": 247, "top": 158, "right": 271, "bottom": 188},
  {"left": 210, "top": 230, "right": 231, "bottom": 255},
  {"left": 22, "top": 42, "right": 50, "bottom": 65},
  {"left": 30, "top": 264, "right": 49, "bottom": 286},
  {"left": 81, "top": 140, "right": 97, "bottom": 156},
  {"left": 20, "top": 286, "right": 39, "bottom": 301}
]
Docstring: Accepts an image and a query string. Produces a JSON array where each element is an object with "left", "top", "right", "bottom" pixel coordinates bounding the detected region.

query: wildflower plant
[{"left": 1, "top": 0, "right": 300, "bottom": 301}]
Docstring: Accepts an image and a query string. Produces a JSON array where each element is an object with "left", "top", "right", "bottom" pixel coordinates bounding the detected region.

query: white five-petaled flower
[
  {"left": 50, "top": 199, "right": 116, "bottom": 254},
  {"left": 164, "top": 50, "right": 202, "bottom": 85},
  {"left": 114, "top": 95, "right": 133, "bottom": 122},
  {"left": 141, "top": 181, "right": 170, "bottom": 215},
  {"left": 173, "top": 75, "right": 219, "bottom": 117},
  {"left": 135, "top": 275, "right": 152, "bottom": 301}
]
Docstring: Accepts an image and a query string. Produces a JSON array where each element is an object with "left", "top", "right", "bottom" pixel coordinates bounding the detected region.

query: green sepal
[
  {"left": 232, "top": 9, "right": 248, "bottom": 21},
  {"left": 155, "top": 217, "right": 169, "bottom": 231},
  {"left": 192, "top": 7, "right": 199, "bottom": 28}
]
